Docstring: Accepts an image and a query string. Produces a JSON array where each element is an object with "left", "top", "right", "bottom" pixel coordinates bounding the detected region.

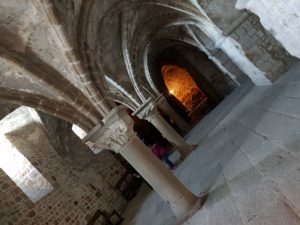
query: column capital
[
  {"left": 156, "top": 94, "right": 167, "bottom": 105},
  {"left": 132, "top": 98, "right": 158, "bottom": 122},
  {"left": 84, "top": 106, "right": 135, "bottom": 153}
]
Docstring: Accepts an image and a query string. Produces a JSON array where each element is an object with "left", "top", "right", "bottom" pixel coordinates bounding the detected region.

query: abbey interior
[{"left": 1, "top": 0, "right": 300, "bottom": 225}]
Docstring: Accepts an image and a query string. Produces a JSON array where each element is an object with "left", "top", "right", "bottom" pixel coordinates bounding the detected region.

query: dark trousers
[{"left": 162, "top": 154, "right": 176, "bottom": 169}]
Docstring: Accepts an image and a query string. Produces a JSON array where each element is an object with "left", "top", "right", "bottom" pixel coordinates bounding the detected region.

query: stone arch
[
  {"left": 82, "top": 1, "right": 206, "bottom": 107},
  {"left": 145, "top": 39, "right": 237, "bottom": 120},
  {"left": 0, "top": 88, "right": 94, "bottom": 131},
  {"left": 130, "top": 17, "right": 270, "bottom": 107},
  {"left": 161, "top": 64, "right": 208, "bottom": 115}
]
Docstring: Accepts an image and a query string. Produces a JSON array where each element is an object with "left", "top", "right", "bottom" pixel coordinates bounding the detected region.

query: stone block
[
  {"left": 230, "top": 32, "right": 240, "bottom": 41},
  {"left": 278, "top": 166, "right": 300, "bottom": 206},
  {"left": 236, "top": 105, "right": 266, "bottom": 130},
  {"left": 253, "top": 110, "right": 300, "bottom": 152},
  {"left": 228, "top": 169, "right": 280, "bottom": 223},
  {"left": 206, "top": 183, "right": 245, "bottom": 225},
  {"left": 224, "top": 119, "right": 243, "bottom": 133},
  {"left": 248, "top": 200, "right": 300, "bottom": 225},
  {"left": 183, "top": 206, "right": 209, "bottom": 225},
  {"left": 256, "top": 147, "right": 299, "bottom": 179},
  {"left": 260, "top": 61, "right": 272, "bottom": 72},
  {"left": 235, "top": 27, "right": 247, "bottom": 38},
  {"left": 222, "top": 151, "right": 253, "bottom": 181},
  {"left": 267, "top": 95, "right": 300, "bottom": 119},
  {"left": 283, "top": 83, "right": 300, "bottom": 98},
  {"left": 230, "top": 123, "right": 254, "bottom": 147},
  {"left": 256, "top": 30, "right": 265, "bottom": 38},
  {"left": 216, "top": 139, "right": 240, "bottom": 168},
  {"left": 255, "top": 58, "right": 265, "bottom": 67},
  {"left": 276, "top": 63, "right": 300, "bottom": 84}
]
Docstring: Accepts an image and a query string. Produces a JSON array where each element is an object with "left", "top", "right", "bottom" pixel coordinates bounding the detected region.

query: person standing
[{"left": 150, "top": 143, "right": 177, "bottom": 170}]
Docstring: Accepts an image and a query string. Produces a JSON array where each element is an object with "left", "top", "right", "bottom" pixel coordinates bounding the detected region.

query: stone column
[
  {"left": 133, "top": 100, "right": 195, "bottom": 160},
  {"left": 186, "top": 18, "right": 271, "bottom": 85},
  {"left": 157, "top": 95, "right": 190, "bottom": 134},
  {"left": 84, "top": 106, "right": 200, "bottom": 219}
]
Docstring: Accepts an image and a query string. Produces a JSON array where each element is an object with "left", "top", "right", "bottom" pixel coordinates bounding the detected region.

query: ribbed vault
[{"left": 0, "top": 0, "right": 247, "bottom": 130}]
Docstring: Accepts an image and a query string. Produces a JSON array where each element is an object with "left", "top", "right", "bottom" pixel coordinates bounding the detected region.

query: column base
[
  {"left": 178, "top": 194, "right": 209, "bottom": 224},
  {"left": 179, "top": 144, "right": 197, "bottom": 160}
]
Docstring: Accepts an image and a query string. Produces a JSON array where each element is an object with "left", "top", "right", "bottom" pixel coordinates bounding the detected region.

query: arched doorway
[
  {"left": 161, "top": 64, "right": 208, "bottom": 116},
  {"left": 149, "top": 41, "right": 238, "bottom": 124}
]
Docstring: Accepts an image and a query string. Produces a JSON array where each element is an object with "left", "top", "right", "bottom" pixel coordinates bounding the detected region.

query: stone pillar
[
  {"left": 157, "top": 95, "right": 190, "bottom": 134},
  {"left": 186, "top": 17, "right": 271, "bottom": 85},
  {"left": 84, "top": 106, "right": 200, "bottom": 219},
  {"left": 133, "top": 100, "right": 195, "bottom": 159}
]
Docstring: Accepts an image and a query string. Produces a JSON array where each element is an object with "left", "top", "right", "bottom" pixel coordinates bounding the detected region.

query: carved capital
[
  {"left": 98, "top": 119, "right": 135, "bottom": 152},
  {"left": 133, "top": 98, "right": 159, "bottom": 122},
  {"left": 156, "top": 94, "right": 168, "bottom": 107},
  {"left": 84, "top": 106, "right": 135, "bottom": 153}
]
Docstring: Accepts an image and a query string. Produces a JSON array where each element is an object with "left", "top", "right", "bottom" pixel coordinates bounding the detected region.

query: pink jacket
[{"left": 151, "top": 144, "right": 166, "bottom": 159}]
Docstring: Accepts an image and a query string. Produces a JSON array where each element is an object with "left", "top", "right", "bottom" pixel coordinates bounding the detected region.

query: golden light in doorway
[{"left": 162, "top": 64, "right": 207, "bottom": 114}]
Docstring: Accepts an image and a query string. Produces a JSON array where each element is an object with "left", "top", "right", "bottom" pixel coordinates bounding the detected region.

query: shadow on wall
[
  {"left": 0, "top": 25, "right": 28, "bottom": 53},
  {"left": 37, "top": 111, "right": 96, "bottom": 172}
]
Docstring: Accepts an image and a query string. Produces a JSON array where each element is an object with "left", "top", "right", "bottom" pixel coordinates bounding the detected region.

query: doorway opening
[
  {"left": 152, "top": 44, "right": 239, "bottom": 126},
  {"left": 162, "top": 64, "right": 208, "bottom": 116}
]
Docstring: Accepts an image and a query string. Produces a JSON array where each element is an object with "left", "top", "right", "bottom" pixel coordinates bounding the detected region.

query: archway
[
  {"left": 151, "top": 43, "right": 238, "bottom": 124},
  {"left": 161, "top": 64, "right": 208, "bottom": 116}
]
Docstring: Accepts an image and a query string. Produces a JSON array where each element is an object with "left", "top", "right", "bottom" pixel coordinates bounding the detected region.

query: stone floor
[{"left": 121, "top": 62, "right": 300, "bottom": 225}]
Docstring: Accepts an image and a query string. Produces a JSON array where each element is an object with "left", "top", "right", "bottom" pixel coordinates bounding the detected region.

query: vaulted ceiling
[{"left": 0, "top": 0, "right": 241, "bottom": 130}]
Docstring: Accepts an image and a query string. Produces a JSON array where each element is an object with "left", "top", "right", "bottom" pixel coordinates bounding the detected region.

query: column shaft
[
  {"left": 120, "top": 135, "right": 199, "bottom": 218},
  {"left": 84, "top": 106, "right": 201, "bottom": 219},
  {"left": 148, "top": 112, "right": 193, "bottom": 159},
  {"left": 159, "top": 101, "right": 190, "bottom": 134}
]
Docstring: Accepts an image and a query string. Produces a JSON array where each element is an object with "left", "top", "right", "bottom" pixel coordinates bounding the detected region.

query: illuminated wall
[
  {"left": 162, "top": 65, "right": 207, "bottom": 114},
  {"left": 0, "top": 107, "right": 53, "bottom": 203},
  {"left": 0, "top": 135, "right": 53, "bottom": 202},
  {"left": 0, "top": 107, "right": 128, "bottom": 224}
]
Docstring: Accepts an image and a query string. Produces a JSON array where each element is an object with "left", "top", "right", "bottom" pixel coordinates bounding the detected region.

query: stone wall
[
  {"left": 236, "top": 0, "right": 300, "bottom": 59},
  {"left": 229, "top": 13, "right": 297, "bottom": 81},
  {"left": 196, "top": 0, "right": 297, "bottom": 82},
  {"left": 173, "top": 45, "right": 237, "bottom": 96},
  {"left": 0, "top": 107, "right": 128, "bottom": 225},
  {"left": 197, "top": 0, "right": 242, "bottom": 30},
  {"left": 38, "top": 111, "right": 96, "bottom": 171}
]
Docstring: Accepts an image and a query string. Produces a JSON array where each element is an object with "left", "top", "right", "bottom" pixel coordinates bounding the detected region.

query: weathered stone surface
[
  {"left": 0, "top": 107, "right": 128, "bottom": 225},
  {"left": 0, "top": 0, "right": 299, "bottom": 224},
  {"left": 121, "top": 63, "right": 300, "bottom": 225}
]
